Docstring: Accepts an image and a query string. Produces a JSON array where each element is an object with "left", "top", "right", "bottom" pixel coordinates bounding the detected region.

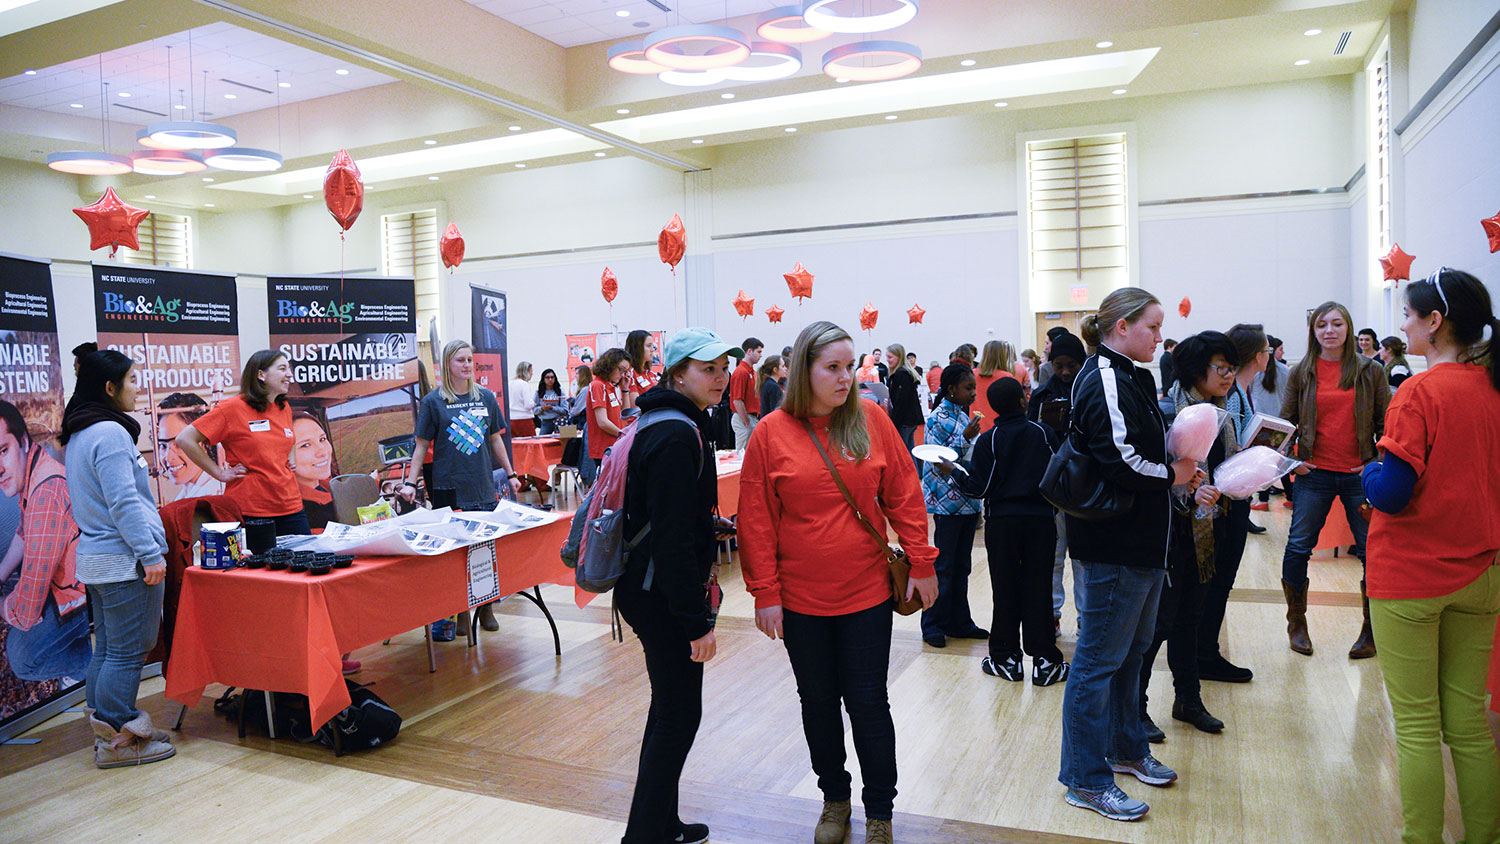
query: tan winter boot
[
  {"left": 477, "top": 601, "right": 500, "bottom": 632},
  {"left": 866, "top": 818, "right": 894, "bottom": 844},
  {"left": 1348, "top": 583, "right": 1377, "bottom": 659},
  {"left": 813, "top": 799, "right": 852, "bottom": 844},
  {"left": 89, "top": 714, "right": 175, "bottom": 769},
  {"left": 120, "top": 710, "right": 173, "bottom": 743},
  {"left": 1281, "top": 578, "right": 1313, "bottom": 656}
]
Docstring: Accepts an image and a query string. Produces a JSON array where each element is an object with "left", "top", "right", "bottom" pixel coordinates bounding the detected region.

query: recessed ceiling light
[
  {"left": 1295, "top": 59, "right": 1310, "bottom": 66},
  {"left": 1096, "top": 41, "right": 1113, "bottom": 49},
  {"left": 508, "top": 125, "right": 521, "bottom": 131},
  {"left": 633, "top": 20, "right": 649, "bottom": 28},
  {"left": 616, "top": 9, "right": 630, "bottom": 16},
  {"left": 117, "top": 92, "right": 131, "bottom": 98},
  {"left": 884, "top": 114, "right": 898, "bottom": 120},
  {"left": 302, "top": 194, "right": 313, "bottom": 199},
  {"left": 784, "top": 126, "right": 797, "bottom": 132},
  {"left": 835, "top": 77, "right": 849, "bottom": 83},
  {"left": 204, "top": 203, "right": 215, "bottom": 208},
  {"left": 616, "top": 108, "right": 630, "bottom": 114},
  {"left": 173, "top": 104, "right": 186, "bottom": 110},
  {"left": 721, "top": 92, "right": 735, "bottom": 99},
  {"left": 691, "top": 138, "right": 704, "bottom": 144},
  {"left": 223, "top": 93, "right": 236, "bottom": 99},
  {"left": 428, "top": 175, "right": 439, "bottom": 180},
  {"left": 994, "top": 101, "right": 1008, "bottom": 107},
  {"left": 69, "top": 102, "right": 84, "bottom": 108},
  {"left": 515, "top": 163, "right": 526, "bottom": 168},
  {"left": 202, "top": 176, "right": 214, "bottom": 182},
  {"left": 1304, "top": 28, "right": 1322, "bottom": 36},
  {"left": 424, "top": 139, "right": 437, "bottom": 145},
  {"left": 279, "top": 81, "right": 291, "bottom": 88},
  {"left": 24, "top": 69, "right": 36, "bottom": 75},
  {"left": 1112, "top": 88, "right": 1127, "bottom": 94},
  {"left": 960, "top": 59, "right": 976, "bottom": 67},
  {"left": 335, "top": 68, "right": 349, "bottom": 76},
  {"left": 144, "top": 194, "right": 155, "bottom": 199},
  {"left": 594, "top": 151, "right": 607, "bottom": 157}
]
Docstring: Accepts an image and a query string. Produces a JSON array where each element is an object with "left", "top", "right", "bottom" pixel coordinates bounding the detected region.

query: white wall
[{"left": 1408, "top": 0, "right": 1499, "bottom": 101}]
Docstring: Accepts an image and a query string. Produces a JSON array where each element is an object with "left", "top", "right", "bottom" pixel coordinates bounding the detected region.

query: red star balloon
[
  {"left": 859, "top": 302, "right": 878, "bottom": 332},
  {"left": 601, "top": 267, "right": 618, "bottom": 303},
  {"left": 1178, "top": 297, "right": 1192, "bottom": 318},
  {"left": 439, "top": 222, "right": 465, "bottom": 269},
  {"left": 73, "top": 187, "right": 149, "bottom": 258},
  {"left": 766, "top": 304, "right": 785, "bottom": 323},
  {"left": 1380, "top": 242, "right": 1416, "bottom": 281},
  {"left": 783, "top": 261, "right": 814, "bottom": 303},
  {"left": 659, "top": 214, "right": 685, "bottom": 273},
  {"left": 1482, "top": 211, "right": 1500, "bottom": 254},
  {"left": 323, "top": 149, "right": 364, "bottom": 232},
  {"left": 733, "top": 289, "right": 755, "bottom": 319},
  {"left": 907, "top": 303, "right": 925, "bottom": 324}
]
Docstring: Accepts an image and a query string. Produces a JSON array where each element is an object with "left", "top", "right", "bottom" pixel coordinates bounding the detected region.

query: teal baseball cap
[{"left": 663, "top": 327, "right": 744, "bottom": 370}]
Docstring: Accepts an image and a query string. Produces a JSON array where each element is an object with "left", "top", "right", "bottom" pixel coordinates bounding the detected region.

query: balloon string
[{"left": 340, "top": 230, "right": 345, "bottom": 285}]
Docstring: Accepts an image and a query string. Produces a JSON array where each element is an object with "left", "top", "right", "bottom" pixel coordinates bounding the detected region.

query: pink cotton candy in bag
[
  {"left": 1214, "top": 446, "right": 1304, "bottom": 499},
  {"left": 1167, "top": 403, "right": 1226, "bottom": 462}
]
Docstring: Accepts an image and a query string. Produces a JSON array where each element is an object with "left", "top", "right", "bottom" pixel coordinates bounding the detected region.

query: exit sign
[{"left": 1069, "top": 285, "right": 1089, "bottom": 304}]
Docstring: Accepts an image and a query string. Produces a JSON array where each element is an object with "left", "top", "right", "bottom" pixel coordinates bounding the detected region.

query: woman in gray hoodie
[{"left": 61, "top": 349, "right": 172, "bottom": 769}]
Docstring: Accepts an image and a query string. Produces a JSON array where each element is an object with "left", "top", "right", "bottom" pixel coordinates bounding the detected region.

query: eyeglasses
[{"left": 1209, "top": 364, "right": 1236, "bottom": 377}]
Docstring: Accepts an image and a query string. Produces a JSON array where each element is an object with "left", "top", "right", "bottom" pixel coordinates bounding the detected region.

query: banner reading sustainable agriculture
[
  {"left": 1, "top": 253, "right": 85, "bottom": 734},
  {"left": 269, "top": 276, "right": 419, "bottom": 528},
  {"left": 93, "top": 263, "right": 240, "bottom": 506}
]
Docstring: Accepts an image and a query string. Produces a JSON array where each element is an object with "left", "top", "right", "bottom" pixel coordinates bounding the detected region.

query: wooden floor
[{"left": 2, "top": 490, "right": 1489, "bottom": 844}]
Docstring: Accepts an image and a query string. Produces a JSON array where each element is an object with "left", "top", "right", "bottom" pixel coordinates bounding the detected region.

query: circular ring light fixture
[
  {"left": 129, "top": 149, "right": 207, "bottom": 175},
  {"left": 46, "top": 151, "right": 133, "bottom": 176},
  {"left": 607, "top": 41, "right": 668, "bottom": 74},
  {"left": 658, "top": 68, "right": 728, "bottom": 87},
  {"left": 821, "top": 40, "right": 922, "bottom": 81},
  {"left": 144, "top": 120, "right": 238, "bottom": 150},
  {"left": 135, "top": 128, "right": 182, "bottom": 150},
  {"left": 802, "top": 0, "right": 918, "bottom": 35},
  {"left": 757, "top": 5, "right": 830, "bottom": 43},
  {"left": 644, "top": 25, "right": 751, "bottom": 71},
  {"left": 204, "top": 147, "right": 284, "bottom": 172},
  {"left": 720, "top": 42, "right": 803, "bottom": 81}
]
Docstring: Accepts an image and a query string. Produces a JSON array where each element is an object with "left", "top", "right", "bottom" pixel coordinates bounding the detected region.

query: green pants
[{"left": 1371, "top": 563, "right": 1500, "bottom": 844}]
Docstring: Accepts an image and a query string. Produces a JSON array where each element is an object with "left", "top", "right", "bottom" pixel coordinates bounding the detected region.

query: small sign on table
[{"left": 467, "top": 541, "right": 500, "bottom": 608}]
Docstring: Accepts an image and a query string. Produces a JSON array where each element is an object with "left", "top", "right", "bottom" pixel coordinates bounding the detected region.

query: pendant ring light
[
  {"left": 608, "top": 41, "right": 668, "bottom": 74},
  {"left": 821, "top": 40, "right": 922, "bottom": 81},
  {"left": 757, "top": 5, "right": 831, "bottom": 43},
  {"left": 644, "top": 25, "right": 751, "bottom": 71},
  {"left": 145, "top": 120, "right": 238, "bottom": 150},
  {"left": 130, "top": 148, "right": 207, "bottom": 175},
  {"left": 204, "top": 147, "right": 284, "bottom": 171},
  {"left": 801, "top": 0, "right": 919, "bottom": 34},
  {"left": 47, "top": 150, "right": 132, "bottom": 176},
  {"left": 720, "top": 42, "right": 803, "bottom": 81}
]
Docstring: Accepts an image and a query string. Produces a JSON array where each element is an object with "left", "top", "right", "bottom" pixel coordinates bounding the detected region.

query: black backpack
[{"left": 214, "top": 679, "right": 401, "bottom": 751}]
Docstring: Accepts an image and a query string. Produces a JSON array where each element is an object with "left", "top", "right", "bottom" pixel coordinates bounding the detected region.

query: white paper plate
[{"left": 911, "top": 444, "right": 958, "bottom": 464}]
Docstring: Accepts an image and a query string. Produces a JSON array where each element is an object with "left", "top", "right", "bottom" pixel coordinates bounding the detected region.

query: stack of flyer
[{"left": 293, "top": 501, "right": 565, "bottom": 557}]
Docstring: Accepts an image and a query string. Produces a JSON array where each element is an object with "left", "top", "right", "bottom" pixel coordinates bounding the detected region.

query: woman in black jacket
[
  {"left": 1058, "top": 288, "right": 1202, "bottom": 823},
  {"left": 616, "top": 327, "right": 743, "bottom": 844},
  {"left": 885, "top": 343, "right": 925, "bottom": 454}
]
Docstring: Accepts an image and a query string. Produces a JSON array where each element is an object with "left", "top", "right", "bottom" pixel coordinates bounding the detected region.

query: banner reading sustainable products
[
  {"left": 93, "top": 263, "right": 240, "bottom": 506},
  {"left": 1, "top": 253, "right": 86, "bottom": 733},
  {"left": 269, "top": 276, "right": 419, "bottom": 529}
]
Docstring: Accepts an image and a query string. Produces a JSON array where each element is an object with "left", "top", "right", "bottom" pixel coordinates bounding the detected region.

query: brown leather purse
[{"left": 802, "top": 421, "right": 925, "bottom": 615}]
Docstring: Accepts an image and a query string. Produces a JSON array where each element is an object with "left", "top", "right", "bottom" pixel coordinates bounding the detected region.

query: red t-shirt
[
  {"left": 628, "top": 368, "right": 659, "bottom": 396},
  {"left": 926, "top": 367, "right": 942, "bottom": 395},
  {"left": 586, "top": 379, "right": 623, "bottom": 459},
  {"left": 192, "top": 396, "right": 301, "bottom": 517},
  {"left": 730, "top": 360, "right": 760, "bottom": 416},
  {"left": 1368, "top": 363, "right": 1500, "bottom": 599},
  {"left": 1309, "top": 357, "right": 1362, "bottom": 473}
]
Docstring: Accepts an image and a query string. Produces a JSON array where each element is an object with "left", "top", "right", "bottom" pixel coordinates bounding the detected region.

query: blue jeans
[
  {"left": 84, "top": 572, "right": 165, "bottom": 730},
  {"left": 1281, "top": 468, "right": 1368, "bottom": 586},
  {"left": 6, "top": 596, "right": 92, "bottom": 683},
  {"left": 1060, "top": 561, "right": 1166, "bottom": 791},
  {"left": 783, "top": 602, "right": 898, "bottom": 820},
  {"left": 921, "top": 512, "right": 980, "bottom": 639}
]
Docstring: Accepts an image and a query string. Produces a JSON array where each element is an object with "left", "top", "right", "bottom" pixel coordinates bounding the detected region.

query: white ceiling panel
[
  {"left": 0, "top": 22, "right": 395, "bottom": 125},
  {"left": 458, "top": 0, "right": 786, "bottom": 48}
]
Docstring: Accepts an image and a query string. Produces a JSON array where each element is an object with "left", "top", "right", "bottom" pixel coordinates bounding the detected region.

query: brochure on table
[{"left": 286, "top": 501, "right": 565, "bottom": 558}]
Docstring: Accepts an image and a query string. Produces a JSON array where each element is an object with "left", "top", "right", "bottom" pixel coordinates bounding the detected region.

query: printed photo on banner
[
  {"left": 565, "top": 333, "right": 597, "bottom": 373},
  {"left": 269, "top": 276, "right": 420, "bottom": 528},
  {"left": 0, "top": 254, "right": 87, "bottom": 729},
  {"left": 92, "top": 264, "right": 240, "bottom": 505}
]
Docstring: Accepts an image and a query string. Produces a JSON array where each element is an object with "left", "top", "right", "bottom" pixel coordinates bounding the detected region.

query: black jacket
[
  {"left": 1065, "top": 344, "right": 1174, "bottom": 569},
  {"left": 955, "top": 411, "right": 1056, "bottom": 518},
  {"left": 1027, "top": 374, "right": 1073, "bottom": 433},
  {"left": 620, "top": 386, "right": 718, "bottom": 640},
  {"left": 886, "top": 368, "right": 924, "bottom": 428}
]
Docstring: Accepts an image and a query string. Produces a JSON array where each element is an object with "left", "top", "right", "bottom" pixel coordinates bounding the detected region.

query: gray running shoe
[
  {"left": 1107, "top": 753, "right": 1178, "bottom": 786},
  {"left": 1064, "top": 784, "right": 1149, "bottom": 821}
]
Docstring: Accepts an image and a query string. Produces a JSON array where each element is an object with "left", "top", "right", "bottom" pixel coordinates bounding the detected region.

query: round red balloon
[
  {"left": 601, "top": 267, "right": 618, "bottom": 303},
  {"left": 1178, "top": 297, "right": 1191, "bottom": 318},
  {"left": 659, "top": 214, "right": 685, "bottom": 271},
  {"left": 324, "top": 149, "right": 364, "bottom": 231},
  {"left": 440, "top": 222, "right": 465, "bottom": 269}
]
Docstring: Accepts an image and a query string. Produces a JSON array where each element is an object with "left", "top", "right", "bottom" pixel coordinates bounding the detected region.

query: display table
[
  {"left": 165, "top": 517, "right": 573, "bottom": 731},
  {"left": 717, "top": 461, "right": 743, "bottom": 518},
  {"left": 511, "top": 436, "right": 564, "bottom": 480}
]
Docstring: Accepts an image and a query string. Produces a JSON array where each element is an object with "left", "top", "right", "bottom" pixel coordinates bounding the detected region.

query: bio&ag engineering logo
[
  {"left": 276, "top": 299, "right": 355, "bottom": 324},
  {"left": 101, "top": 292, "right": 183, "bottom": 323}
]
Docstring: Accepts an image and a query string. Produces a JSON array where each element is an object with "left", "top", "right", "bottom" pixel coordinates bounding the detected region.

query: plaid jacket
[{"left": 922, "top": 400, "right": 979, "bottom": 515}]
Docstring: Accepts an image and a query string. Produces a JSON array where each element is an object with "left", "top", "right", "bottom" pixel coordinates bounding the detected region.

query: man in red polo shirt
[{"left": 729, "top": 337, "right": 764, "bottom": 449}]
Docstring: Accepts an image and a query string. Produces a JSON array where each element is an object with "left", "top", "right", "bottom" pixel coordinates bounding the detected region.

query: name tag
[
  {"left": 136, "top": 454, "right": 149, "bottom": 469},
  {"left": 248, "top": 419, "right": 271, "bottom": 432},
  {"left": 284, "top": 428, "right": 295, "bottom": 438},
  {"left": 469, "top": 407, "right": 489, "bottom": 417}
]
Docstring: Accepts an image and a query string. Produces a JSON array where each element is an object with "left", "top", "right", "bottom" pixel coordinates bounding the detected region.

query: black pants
[
  {"left": 1141, "top": 559, "right": 1207, "bottom": 705},
  {"left": 921, "top": 512, "right": 980, "bottom": 639},
  {"left": 783, "top": 602, "right": 898, "bottom": 820},
  {"left": 615, "top": 586, "right": 704, "bottom": 844},
  {"left": 1197, "top": 499, "right": 1249, "bottom": 663},
  {"left": 985, "top": 514, "right": 1064, "bottom": 663}
]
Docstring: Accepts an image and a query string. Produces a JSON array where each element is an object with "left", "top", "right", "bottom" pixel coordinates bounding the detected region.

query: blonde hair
[
  {"left": 886, "top": 343, "right": 918, "bottom": 381},
  {"left": 1081, "top": 287, "right": 1162, "bottom": 348},
  {"left": 977, "top": 340, "right": 1015, "bottom": 377},
  {"left": 784, "top": 321, "right": 870, "bottom": 460},
  {"left": 439, "top": 340, "right": 480, "bottom": 402}
]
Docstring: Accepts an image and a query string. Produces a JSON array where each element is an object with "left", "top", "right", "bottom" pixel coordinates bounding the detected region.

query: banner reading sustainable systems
[{"left": 268, "top": 276, "right": 419, "bottom": 528}]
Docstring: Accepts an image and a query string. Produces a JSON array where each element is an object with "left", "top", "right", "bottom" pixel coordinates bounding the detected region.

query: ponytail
[{"left": 1486, "top": 317, "right": 1500, "bottom": 394}]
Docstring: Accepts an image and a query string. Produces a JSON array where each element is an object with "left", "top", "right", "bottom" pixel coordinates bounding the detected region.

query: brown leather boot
[
  {"left": 813, "top": 799, "right": 852, "bottom": 844},
  {"left": 476, "top": 601, "right": 500, "bottom": 632},
  {"left": 1349, "top": 583, "right": 1376, "bottom": 659},
  {"left": 1281, "top": 578, "right": 1313, "bottom": 656},
  {"left": 866, "top": 818, "right": 894, "bottom": 844}
]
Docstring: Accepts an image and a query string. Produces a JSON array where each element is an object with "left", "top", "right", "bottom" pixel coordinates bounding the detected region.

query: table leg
[
  {"left": 515, "top": 586, "right": 562, "bottom": 656},
  {"left": 264, "top": 690, "right": 277, "bottom": 740},
  {"left": 174, "top": 703, "right": 188, "bottom": 731},
  {"left": 425, "top": 622, "right": 437, "bottom": 673},
  {"left": 237, "top": 689, "right": 247, "bottom": 739}
]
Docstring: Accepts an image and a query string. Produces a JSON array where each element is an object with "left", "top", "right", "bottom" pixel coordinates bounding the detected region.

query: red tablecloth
[
  {"left": 165, "top": 518, "right": 574, "bottom": 729},
  {"left": 718, "top": 469, "right": 742, "bottom": 518},
  {"left": 512, "top": 436, "right": 564, "bottom": 480}
]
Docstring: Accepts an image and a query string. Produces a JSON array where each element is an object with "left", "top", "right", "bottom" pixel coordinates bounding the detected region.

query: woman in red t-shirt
[
  {"left": 1278, "top": 301, "right": 1390, "bottom": 659},
  {"left": 622, "top": 329, "right": 660, "bottom": 414},
  {"left": 1360, "top": 268, "right": 1500, "bottom": 844},
  {"left": 739, "top": 320, "right": 938, "bottom": 843},
  {"left": 176, "top": 349, "right": 307, "bottom": 548},
  {"left": 586, "top": 347, "right": 630, "bottom": 465},
  {"left": 974, "top": 340, "right": 1019, "bottom": 426}
]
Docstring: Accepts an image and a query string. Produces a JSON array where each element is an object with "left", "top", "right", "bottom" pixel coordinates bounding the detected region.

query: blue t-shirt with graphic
[{"left": 416, "top": 387, "right": 507, "bottom": 509}]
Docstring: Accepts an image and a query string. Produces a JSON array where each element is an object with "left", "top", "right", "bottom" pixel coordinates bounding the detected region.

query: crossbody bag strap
[{"left": 800, "top": 420, "right": 899, "bottom": 563}]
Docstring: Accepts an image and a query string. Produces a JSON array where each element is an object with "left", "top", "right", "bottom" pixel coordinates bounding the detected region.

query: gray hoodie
[{"left": 63, "top": 422, "right": 167, "bottom": 584}]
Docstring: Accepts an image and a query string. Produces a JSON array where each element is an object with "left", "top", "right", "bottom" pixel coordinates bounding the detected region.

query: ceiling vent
[
  {"left": 1333, "top": 31, "right": 1351, "bottom": 55},
  {"left": 220, "top": 77, "right": 273, "bottom": 95},
  {"left": 113, "top": 103, "right": 167, "bottom": 117},
  {"left": 645, "top": 0, "right": 671, "bottom": 11}
]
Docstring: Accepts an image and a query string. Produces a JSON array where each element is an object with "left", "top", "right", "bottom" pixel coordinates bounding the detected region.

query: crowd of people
[{"left": 35, "top": 269, "right": 1499, "bottom": 844}]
